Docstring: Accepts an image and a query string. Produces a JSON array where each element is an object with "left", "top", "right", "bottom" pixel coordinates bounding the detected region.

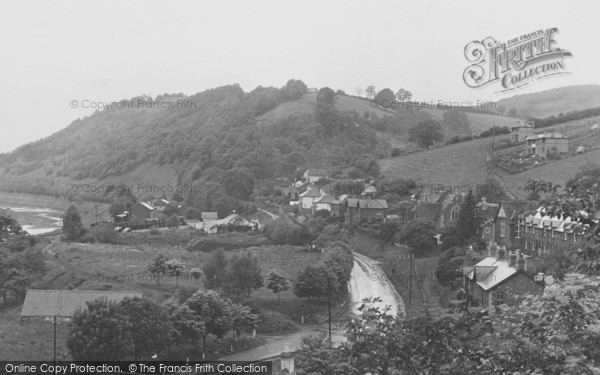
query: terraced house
[{"left": 519, "top": 207, "right": 585, "bottom": 255}]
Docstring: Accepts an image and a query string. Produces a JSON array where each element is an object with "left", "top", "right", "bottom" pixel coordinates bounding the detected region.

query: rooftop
[{"left": 21, "top": 290, "right": 142, "bottom": 318}]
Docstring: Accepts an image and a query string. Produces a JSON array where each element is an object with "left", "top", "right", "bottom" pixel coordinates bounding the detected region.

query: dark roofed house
[
  {"left": 128, "top": 201, "right": 156, "bottom": 225},
  {"left": 346, "top": 198, "right": 388, "bottom": 223},
  {"left": 495, "top": 200, "right": 539, "bottom": 250},
  {"left": 201, "top": 212, "right": 219, "bottom": 221},
  {"left": 462, "top": 247, "right": 543, "bottom": 309},
  {"left": 21, "top": 290, "right": 142, "bottom": 319}
]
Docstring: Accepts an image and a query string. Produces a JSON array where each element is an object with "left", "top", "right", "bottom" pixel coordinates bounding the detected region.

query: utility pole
[
  {"left": 491, "top": 119, "right": 496, "bottom": 160},
  {"left": 53, "top": 316, "right": 57, "bottom": 365},
  {"left": 408, "top": 253, "right": 413, "bottom": 306},
  {"left": 327, "top": 288, "right": 332, "bottom": 346},
  {"left": 380, "top": 217, "right": 384, "bottom": 262}
]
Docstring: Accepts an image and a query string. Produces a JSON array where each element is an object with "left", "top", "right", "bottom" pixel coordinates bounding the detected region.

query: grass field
[
  {"left": 0, "top": 230, "right": 334, "bottom": 360},
  {"left": 378, "top": 135, "right": 506, "bottom": 190}
]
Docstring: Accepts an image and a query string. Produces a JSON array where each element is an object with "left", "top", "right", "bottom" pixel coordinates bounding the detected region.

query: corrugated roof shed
[{"left": 21, "top": 290, "right": 142, "bottom": 317}]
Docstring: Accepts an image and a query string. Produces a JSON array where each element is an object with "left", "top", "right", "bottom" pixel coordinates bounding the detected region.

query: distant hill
[{"left": 497, "top": 85, "right": 600, "bottom": 119}]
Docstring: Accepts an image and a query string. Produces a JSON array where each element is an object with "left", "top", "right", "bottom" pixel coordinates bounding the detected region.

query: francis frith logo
[{"left": 463, "top": 27, "right": 572, "bottom": 92}]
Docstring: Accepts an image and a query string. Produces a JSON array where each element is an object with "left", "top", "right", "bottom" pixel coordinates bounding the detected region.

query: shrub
[
  {"left": 78, "top": 233, "right": 97, "bottom": 243},
  {"left": 149, "top": 228, "right": 161, "bottom": 235}
]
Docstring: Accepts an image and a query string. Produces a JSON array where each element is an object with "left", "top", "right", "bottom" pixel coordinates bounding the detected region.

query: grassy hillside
[
  {"left": 378, "top": 135, "right": 507, "bottom": 190},
  {"left": 497, "top": 84, "right": 600, "bottom": 118}
]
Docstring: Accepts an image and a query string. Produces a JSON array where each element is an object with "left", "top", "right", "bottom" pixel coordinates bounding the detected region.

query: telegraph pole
[
  {"left": 53, "top": 316, "right": 57, "bottom": 365},
  {"left": 408, "top": 253, "right": 413, "bottom": 306}
]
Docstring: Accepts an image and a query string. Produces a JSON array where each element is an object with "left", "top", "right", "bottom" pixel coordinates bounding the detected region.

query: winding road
[{"left": 349, "top": 253, "right": 405, "bottom": 317}]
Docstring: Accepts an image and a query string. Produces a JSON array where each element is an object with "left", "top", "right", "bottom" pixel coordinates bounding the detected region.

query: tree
[
  {"left": 408, "top": 120, "right": 444, "bottom": 148},
  {"left": 67, "top": 299, "right": 133, "bottom": 360},
  {"left": 373, "top": 88, "right": 396, "bottom": 109},
  {"left": 294, "top": 263, "right": 329, "bottom": 301},
  {"left": 116, "top": 297, "right": 173, "bottom": 360},
  {"left": 265, "top": 270, "right": 290, "bottom": 302},
  {"left": 222, "top": 167, "right": 255, "bottom": 200},
  {"left": 166, "top": 213, "right": 180, "bottom": 229},
  {"left": 455, "top": 190, "right": 478, "bottom": 245},
  {"left": 227, "top": 301, "right": 259, "bottom": 339},
  {"left": 147, "top": 252, "right": 170, "bottom": 284},
  {"left": 355, "top": 86, "right": 364, "bottom": 97},
  {"left": 168, "top": 304, "right": 205, "bottom": 351},
  {"left": 165, "top": 258, "right": 185, "bottom": 287},
  {"left": 184, "top": 290, "right": 233, "bottom": 357},
  {"left": 365, "top": 85, "right": 376, "bottom": 99},
  {"left": 202, "top": 249, "right": 228, "bottom": 291},
  {"left": 395, "top": 88, "right": 412, "bottom": 102},
  {"left": 62, "top": 205, "right": 83, "bottom": 241},
  {"left": 317, "top": 87, "right": 337, "bottom": 105},
  {"left": 398, "top": 219, "right": 437, "bottom": 257},
  {"left": 281, "top": 79, "right": 308, "bottom": 101},
  {"left": 224, "top": 252, "right": 264, "bottom": 297},
  {"left": 0, "top": 215, "right": 25, "bottom": 241}
]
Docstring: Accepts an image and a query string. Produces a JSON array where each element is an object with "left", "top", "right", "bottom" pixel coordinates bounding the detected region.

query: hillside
[{"left": 497, "top": 85, "right": 600, "bottom": 119}]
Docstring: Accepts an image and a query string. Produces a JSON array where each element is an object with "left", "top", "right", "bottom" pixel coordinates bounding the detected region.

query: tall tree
[
  {"left": 395, "top": 88, "right": 413, "bottom": 102},
  {"left": 373, "top": 88, "right": 396, "bottom": 109},
  {"left": 202, "top": 249, "right": 228, "bottom": 291},
  {"left": 116, "top": 297, "right": 173, "bottom": 360},
  {"left": 62, "top": 205, "right": 83, "bottom": 241},
  {"left": 408, "top": 120, "right": 444, "bottom": 148},
  {"left": 147, "top": 252, "right": 170, "bottom": 284},
  {"left": 365, "top": 85, "right": 376, "bottom": 99},
  {"left": 265, "top": 270, "right": 290, "bottom": 302},
  {"left": 224, "top": 252, "right": 264, "bottom": 297},
  {"left": 67, "top": 299, "right": 133, "bottom": 360},
  {"left": 184, "top": 290, "right": 233, "bottom": 357},
  {"left": 456, "top": 190, "right": 478, "bottom": 245},
  {"left": 317, "top": 87, "right": 337, "bottom": 105}
]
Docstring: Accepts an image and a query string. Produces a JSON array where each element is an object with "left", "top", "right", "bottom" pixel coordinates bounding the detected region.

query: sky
[{"left": 0, "top": 0, "right": 599, "bottom": 152}]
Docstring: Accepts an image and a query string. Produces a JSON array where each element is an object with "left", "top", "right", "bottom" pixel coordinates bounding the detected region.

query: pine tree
[
  {"left": 62, "top": 205, "right": 83, "bottom": 241},
  {"left": 456, "top": 190, "right": 478, "bottom": 245}
]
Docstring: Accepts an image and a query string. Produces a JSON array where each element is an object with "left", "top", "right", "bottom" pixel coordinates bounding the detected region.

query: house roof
[
  {"left": 497, "top": 200, "right": 538, "bottom": 221},
  {"left": 299, "top": 188, "right": 322, "bottom": 198},
  {"left": 314, "top": 194, "right": 337, "bottom": 204},
  {"left": 21, "top": 290, "right": 142, "bottom": 318},
  {"left": 525, "top": 132, "right": 568, "bottom": 140},
  {"left": 476, "top": 199, "right": 499, "bottom": 220},
  {"left": 347, "top": 198, "right": 388, "bottom": 209},
  {"left": 332, "top": 194, "right": 349, "bottom": 205},
  {"left": 463, "top": 257, "right": 518, "bottom": 290},
  {"left": 136, "top": 201, "right": 155, "bottom": 211},
  {"left": 201, "top": 212, "right": 219, "bottom": 220}
]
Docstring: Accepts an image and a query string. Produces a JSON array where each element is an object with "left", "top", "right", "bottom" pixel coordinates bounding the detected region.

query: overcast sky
[{"left": 0, "top": 0, "right": 598, "bottom": 152}]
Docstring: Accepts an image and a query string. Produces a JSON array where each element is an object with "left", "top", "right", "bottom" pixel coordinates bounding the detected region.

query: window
[
  {"left": 499, "top": 219, "right": 506, "bottom": 237},
  {"left": 495, "top": 291, "right": 504, "bottom": 306},
  {"left": 515, "top": 224, "right": 521, "bottom": 238},
  {"left": 450, "top": 206, "right": 460, "bottom": 221}
]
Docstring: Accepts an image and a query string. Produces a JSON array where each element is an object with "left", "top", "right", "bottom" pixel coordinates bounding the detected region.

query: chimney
[
  {"left": 280, "top": 342, "right": 295, "bottom": 374},
  {"left": 497, "top": 247, "right": 506, "bottom": 261},
  {"left": 508, "top": 252, "right": 517, "bottom": 267},
  {"left": 516, "top": 255, "right": 526, "bottom": 271}
]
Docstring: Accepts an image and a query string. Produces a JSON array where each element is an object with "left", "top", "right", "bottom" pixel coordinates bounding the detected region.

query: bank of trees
[
  {"left": 0, "top": 215, "right": 46, "bottom": 303},
  {"left": 68, "top": 292, "right": 259, "bottom": 360}
]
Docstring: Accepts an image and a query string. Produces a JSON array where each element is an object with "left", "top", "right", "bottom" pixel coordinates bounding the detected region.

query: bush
[
  {"left": 149, "top": 228, "right": 161, "bottom": 235},
  {"left": 94, "top": 226, "right": 119, "bottom": 244},
  {"left": 78, "top": 233, "right": 97, "bottom": 243},
  {"left": 256, "top": 309, "right": 297, "bottom": 334}
]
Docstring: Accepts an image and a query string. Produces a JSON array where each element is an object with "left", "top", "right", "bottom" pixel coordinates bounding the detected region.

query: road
[
  {"left": 349, "top": 253, "right": 405, "bottom": 317},
  {"left": 223, "top": 253, "right": 405, "bottom": 361}
]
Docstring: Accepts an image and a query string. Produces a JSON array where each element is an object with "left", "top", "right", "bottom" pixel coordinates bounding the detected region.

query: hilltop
[
  {"left": 497, "top": 84, "right": 600, "bottom": 119},
  {"left": 0, "top": 82, "right": 516, "bottom": 214}
]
